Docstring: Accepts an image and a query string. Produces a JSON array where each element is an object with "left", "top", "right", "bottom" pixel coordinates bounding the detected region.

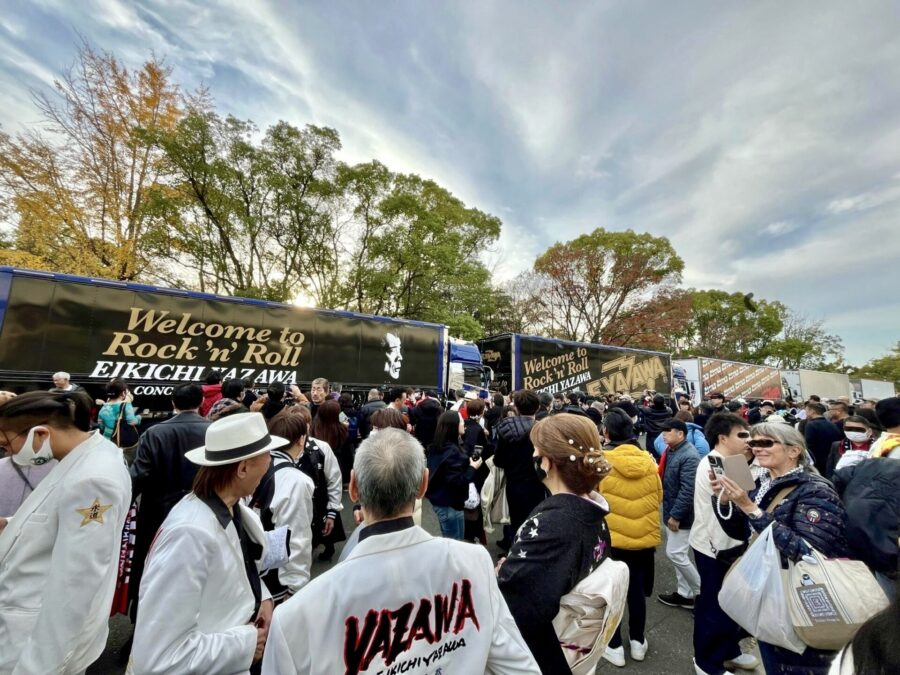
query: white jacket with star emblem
[{"left": 0, "top": 431, "right": 131, "bottom": 674}]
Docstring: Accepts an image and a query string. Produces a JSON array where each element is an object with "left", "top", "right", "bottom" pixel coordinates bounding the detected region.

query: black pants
[
  {"left": 506, "top": 480, "right": 547, "bottom": 539},
  {"left": 608, "top": 547, "right": 654, "bottom": 648},
  {"left": 693, "top": 549, "right": 743, "bottom": 673}
]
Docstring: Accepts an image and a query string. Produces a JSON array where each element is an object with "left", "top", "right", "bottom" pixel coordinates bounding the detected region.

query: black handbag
[{"left": 112, "top": 402, "right": 140, "bottom": 448}]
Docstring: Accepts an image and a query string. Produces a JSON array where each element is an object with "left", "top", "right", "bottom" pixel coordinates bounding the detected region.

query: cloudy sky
[{"left": 1, "top": 1, "right": 898, "bottom": 365}]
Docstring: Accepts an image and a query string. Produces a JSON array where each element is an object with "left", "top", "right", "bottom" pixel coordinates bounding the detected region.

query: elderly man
[
  {"left": 262, "top": 428, "right": 540, "bottom": 675},
  {"left": 308, "top": 377, "right": 330, "bottom": 419},
  {"left": 48, "top": 371, "right": 84, "bottom": 393}
]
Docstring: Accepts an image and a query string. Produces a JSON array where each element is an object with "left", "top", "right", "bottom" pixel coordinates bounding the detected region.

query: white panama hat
[{"left": 186, "top": 412, "right": 289, "bottom": 467}]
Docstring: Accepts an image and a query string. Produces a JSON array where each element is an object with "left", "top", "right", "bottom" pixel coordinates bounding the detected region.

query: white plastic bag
[
  {"left": 718, "top": 523, "right": 807, "bottom": 654},
  {"left": 464, "top": 482, "right": 480, "bottom": 509}
]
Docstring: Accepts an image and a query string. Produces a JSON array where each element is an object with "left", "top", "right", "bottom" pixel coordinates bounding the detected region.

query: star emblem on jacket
[{"left": 76, "top": 498, "right": 112, "bottom": 526}]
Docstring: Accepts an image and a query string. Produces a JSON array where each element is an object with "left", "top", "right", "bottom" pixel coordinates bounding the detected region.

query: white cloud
[
  {"left": 1, "top": 0, "right": 898, "bottom": 365},
  {"left": 763, "top": 221, "right": 797, "bottom": 236}
]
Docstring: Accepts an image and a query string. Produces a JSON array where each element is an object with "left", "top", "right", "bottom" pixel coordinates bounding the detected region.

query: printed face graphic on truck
[{"left": 383, "top": 332, "right": 403, "bottom": 379}]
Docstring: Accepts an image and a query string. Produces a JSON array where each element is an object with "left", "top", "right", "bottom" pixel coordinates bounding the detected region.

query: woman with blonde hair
[
  {"left": 498, "top": 413, "right": 613, "bottom": 673},
  {"left": 714, "top": 421, "right": 849, "bottom": 675}
]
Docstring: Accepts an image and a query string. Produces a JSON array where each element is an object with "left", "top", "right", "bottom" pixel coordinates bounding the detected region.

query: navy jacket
[
  {"left": 425, "top": 441, "right": 475, "bottom": 510},
  {"left": 716, "top": 469, "right": 848, "bottom": 562},
  {"left": 803, "top": 417, "right": 843, "bottom": 475},
  {"left": 833, "top": 458, "right": 900, "bottom": 577},
  {"left": 662, "top": 439, "right": 700, "bottom": 528}
]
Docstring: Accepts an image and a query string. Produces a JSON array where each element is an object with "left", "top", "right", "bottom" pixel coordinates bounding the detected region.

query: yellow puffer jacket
[{"left": 600, "top": 443, "right": 662, "bottom": 550}]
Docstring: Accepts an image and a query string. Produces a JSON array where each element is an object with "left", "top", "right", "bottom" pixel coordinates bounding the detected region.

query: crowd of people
[{"left": 0, "top": 369, "right": 897, "bottom": 674}]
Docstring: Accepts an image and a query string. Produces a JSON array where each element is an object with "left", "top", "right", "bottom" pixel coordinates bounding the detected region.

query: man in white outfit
[
  {"left": 262, "top": 428, "right": 540, "bottom": 675},
  {"left": 0, "top": 391, "right": 131, "bottom": 674}
]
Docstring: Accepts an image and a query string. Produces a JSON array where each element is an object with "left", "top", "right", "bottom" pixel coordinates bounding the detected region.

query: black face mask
[{"left": 533, "top": 456, "right": 547, "bottom": 481}]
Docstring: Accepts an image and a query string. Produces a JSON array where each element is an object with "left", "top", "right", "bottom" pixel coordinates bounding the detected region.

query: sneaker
[
  {"left": 602, "top": 645, "right": 626, "bottom": 667},
  {"left": 724, "top": 653, "right": 759, "bottom": 671},
  {"left": 629, "top": 638, "right": 648, "bottom": 661},
  {"left": 693, "top": 658, "right": 734, "bottom": 675},
  {"left": 657, "top": 591, "right": 695, "bottom": 609}
]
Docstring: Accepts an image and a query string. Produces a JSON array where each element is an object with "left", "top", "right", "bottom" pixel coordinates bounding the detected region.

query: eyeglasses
[
  {"left": 736, "top": 431, "right": 751, "bottom": 439},
  {"left": 0, "top": 428, "right": 30, "bottom": 453},
  {"left": 748, "top": 439, "right": 779, "bottom": 449}
]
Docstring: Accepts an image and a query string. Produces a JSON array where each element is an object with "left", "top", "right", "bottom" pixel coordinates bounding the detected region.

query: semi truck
[
  {"left": 0, "top": 267, "right": 492, "bottom": 414},
  {"left": 674, "top": 357, "right": 782, "bottom": 407},
  {"left": 850, "top": 378, "right": 896, "bottom": 404},
  {"left": 478, "top": 333, "right": 672, "bottom": 398},
  {"left": 780, "top": 369, "right": 851, "bottom": 403}
]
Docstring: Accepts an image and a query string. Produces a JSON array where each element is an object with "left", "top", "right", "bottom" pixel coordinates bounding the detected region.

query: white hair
[
  {"left": 354, "top": 428, "right": 425, "bottom": 519},
  {"left": 52, "top": 371, "right": 70, "bottom": 381}
]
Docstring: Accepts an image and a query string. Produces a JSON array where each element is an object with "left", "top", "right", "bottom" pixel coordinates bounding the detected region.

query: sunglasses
[
  {"left": 736, "top": 431, "right": 751, "bottom": 439},
  {"left": 843, "top": 427, "right": 868, "bottom": 434},
  {"left": 748, "top": 439, "right": 779, "bottom": 449}
]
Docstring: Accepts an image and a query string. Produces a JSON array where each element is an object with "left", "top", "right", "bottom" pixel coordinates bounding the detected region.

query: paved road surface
[{"left": 88, "top": 491, "right": 764, "bottom": 674}]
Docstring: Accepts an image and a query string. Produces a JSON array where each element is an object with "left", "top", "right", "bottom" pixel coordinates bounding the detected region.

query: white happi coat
[
  {"left": 128, "top": 494, "right": 271, "bottom": 675},
  {"left": 0, "top": 432, "right": 131, "bottom": 674},
  {"left": 262, "top": 524, "right": 540, "bottom": 675}
]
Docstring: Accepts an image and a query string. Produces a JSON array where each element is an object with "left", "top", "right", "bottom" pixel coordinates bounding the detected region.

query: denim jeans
[
  {"left": 758, "top": 641, "right": 835, "bottom": 674},
  {"left": 432, "top": 504, "right": 465, "bottom": 540},
  {"left": 693, "top": 549, "right": 743, "bottom": 674}
]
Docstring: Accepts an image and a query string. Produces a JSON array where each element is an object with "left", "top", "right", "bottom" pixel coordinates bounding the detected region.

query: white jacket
[
  {"left": 128, "top": 494, "right": 271, "bottom": 675},
  {"left": 259, "top": 450, "right": 315, "bottom": 596},
  {"left": 0, "top": 432, "right": 131, "bottom": 674},
  {"left": 308, "top": 438, "right": 344, "bottom": 513},
  {"left": 689, "top": 452, "right": 746, "bottom": 558},
  {"left": 262, "top": 524, "right": 540, "bottom": 675}
]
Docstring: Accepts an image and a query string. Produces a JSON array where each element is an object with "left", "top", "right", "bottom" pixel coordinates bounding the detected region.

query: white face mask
[
  {"left": 12, "top": 426, "right": 55, "bottom": 467},
  {"left": 844, "top": 431, "right": 869, "bottom": 444}
]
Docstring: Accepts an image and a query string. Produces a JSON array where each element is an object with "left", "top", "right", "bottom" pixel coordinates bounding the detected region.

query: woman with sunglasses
[{"left": 713, "top": 422, "right": 849, "bottom": 675}]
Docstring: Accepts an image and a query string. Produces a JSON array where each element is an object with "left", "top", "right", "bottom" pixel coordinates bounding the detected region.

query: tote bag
[
  {"left": 785, "top": 542, "right": 889, "bottom": 650},
  {"left": 553, "top": 557, "right": 629, "bottom": 675},
  {"left": 112, "top": 403, "right": 140, "bottom": 448}
]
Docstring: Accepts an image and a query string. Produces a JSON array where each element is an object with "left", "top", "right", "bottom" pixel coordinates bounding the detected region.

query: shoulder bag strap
[
  {"left": 10, "top": 461, "right": 35, "bottom": 491},
  {"left": 748, "top": 484, "right": 798, "bottom": 545},
  {"left": 765, "top": 485, "right": 797, "bottom": 513}
]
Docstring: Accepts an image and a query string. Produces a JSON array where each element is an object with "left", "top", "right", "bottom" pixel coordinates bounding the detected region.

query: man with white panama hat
[{"left": 128, "top": 413, "right": 287, "bottom": 675}]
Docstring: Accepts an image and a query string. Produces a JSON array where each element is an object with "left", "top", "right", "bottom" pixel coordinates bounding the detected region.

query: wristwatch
[{"left": 748, "top": 508, "right": 764, "bottom": 520}]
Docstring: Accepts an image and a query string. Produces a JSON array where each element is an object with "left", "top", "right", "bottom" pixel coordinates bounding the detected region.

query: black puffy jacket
[
  {"left": 493, "top": 416, "right": 537, "bottom": 484},
  {"left": 833, "top": 458, "right": 900, "bottom": 578}
]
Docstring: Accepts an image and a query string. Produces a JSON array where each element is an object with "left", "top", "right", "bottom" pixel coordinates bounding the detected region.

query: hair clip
[
  {"left": 587, "top": 458, "right": 594, "bottom": 464},
  {"left": 569, "top": 454, "right": 576, "bottom": 462},
  {"left": 568, "top": 439, "right": 574, "bottom": 445}
]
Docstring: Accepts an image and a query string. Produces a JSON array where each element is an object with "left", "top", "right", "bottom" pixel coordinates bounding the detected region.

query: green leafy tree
[
  {"left": 336, "top": 169, "right": 500, "bottom": 337},
  {"left": 766, "top": 311, "right": 845, "bottom": 370},
  {"left": 533, "top": 228, "right": 686, "bottom": 346},
  {"left": 153, "top": 111, "right": 340, "bottom": 301},
  {"left": 670, "top": 289, "right": 786, "bottom": 362},
  {"left": 853, "top": 342, "right": 900, "bottom": 388}
]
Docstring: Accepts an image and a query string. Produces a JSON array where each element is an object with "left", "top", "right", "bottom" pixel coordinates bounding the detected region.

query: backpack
[
  {"left": 346, "top": 412, "right": 360, "bottom": 443},
  {"left": 299, "top": 439, "right": 330, "bottom": 530},
  {"left": 249, "top": 454, "right": 299, "bottom": 530}
]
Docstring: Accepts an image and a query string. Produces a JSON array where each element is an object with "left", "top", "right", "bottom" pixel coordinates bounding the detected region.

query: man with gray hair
[
  {"left": 357, "top": 388, "right": 386, "bottom": 440},
  {"left": 49, "top": 371, "right": 83, "bottom": 393},
  {"left": 262, "top": 429, "right": 540, "bottom": 675}
]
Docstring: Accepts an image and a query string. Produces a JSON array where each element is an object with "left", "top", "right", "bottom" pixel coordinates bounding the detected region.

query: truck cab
[{"left": 447, "top": 338, "right": 493, "bottom": 396}]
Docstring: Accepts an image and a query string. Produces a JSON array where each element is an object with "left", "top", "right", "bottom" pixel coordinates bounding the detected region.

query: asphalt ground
[{"left": 88, "top": 491, "right": 764, "bottom": 675}]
